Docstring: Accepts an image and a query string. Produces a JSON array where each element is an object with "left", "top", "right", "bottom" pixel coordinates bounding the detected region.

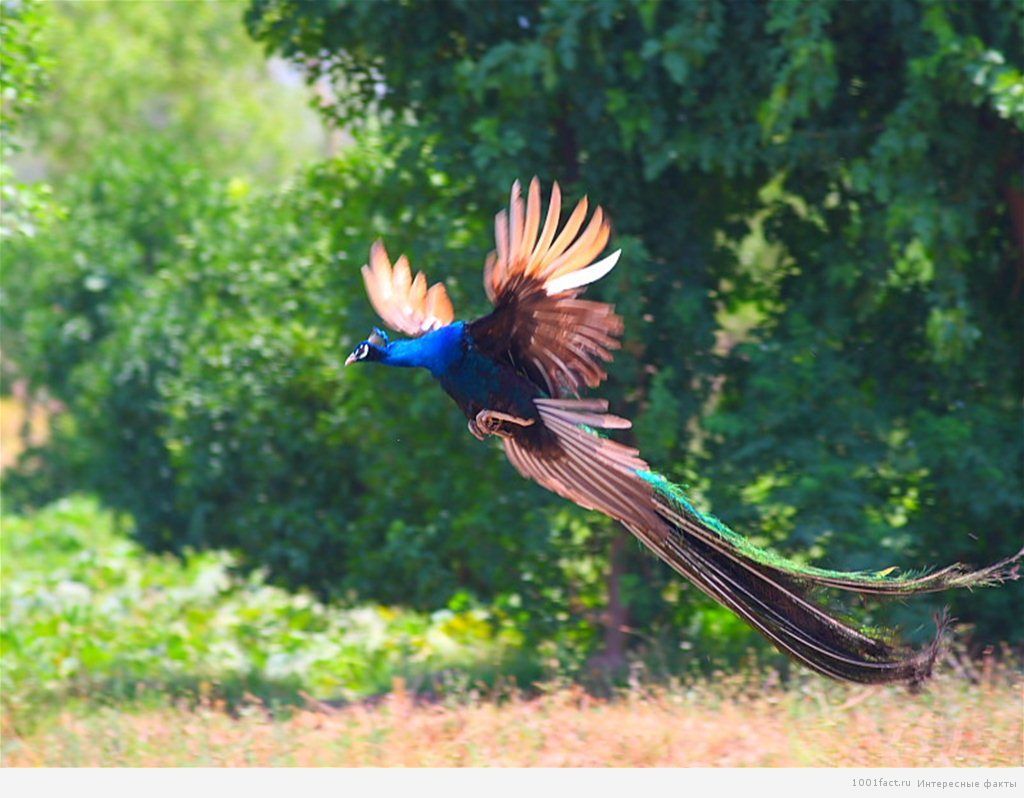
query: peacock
[{"left": 345, "top": 178, "right": 1023, "bottom": 685}]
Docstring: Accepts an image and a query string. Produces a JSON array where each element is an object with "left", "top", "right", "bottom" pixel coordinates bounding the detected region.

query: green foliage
[
  {"left": 23, "top": 0, "right": 322, "bottom": 185},
  {"left": 0, "top": 496, "right": 796, "bottom": 733},
  {"left": 0, "top": 0, "right": 52, "bottom": 239},
  {"left": 1, "top": 495, "right": 528, "bottom": 727},
  {"left": 0, "top": 0, "right": 49, "bottom": 142},
  {"left": 245, "top": 0, "right": 1024, "bottom": 642},
  {"left": 4, "top": 0, "right": 1020, "bottom": 686},
  {"left": 3, "top": 139, "right": 235, "bottom": 396}
]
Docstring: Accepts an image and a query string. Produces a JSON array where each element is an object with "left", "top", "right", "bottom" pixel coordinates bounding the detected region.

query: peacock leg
[{"left": 473, "top": 409, "right": 535, "bottom": 439}]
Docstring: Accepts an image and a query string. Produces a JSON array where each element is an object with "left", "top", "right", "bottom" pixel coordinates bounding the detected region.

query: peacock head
[{"left": 345, "top": 327, "right": 390, "bottom": 366}]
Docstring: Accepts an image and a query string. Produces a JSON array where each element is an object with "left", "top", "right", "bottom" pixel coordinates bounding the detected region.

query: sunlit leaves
[
  {"left": 1, "top": 496, "right": 527, "bottom": 721},
  {"left": 244, "top": 0, "right": 1024, "bottom": 645}
]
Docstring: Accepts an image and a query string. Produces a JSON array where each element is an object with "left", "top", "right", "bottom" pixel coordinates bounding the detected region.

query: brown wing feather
[
  {"left": 474, "top": 179, "right": 624, "bottom": 397},
  {"left": 502, "top": 399, "right": 956, "bottom": 685},
  {"left": 361, "top": 240, "right": 455, "bottom": 337},
  {"left": 502, "top": 399, "right": 662, "bottom": 532}
]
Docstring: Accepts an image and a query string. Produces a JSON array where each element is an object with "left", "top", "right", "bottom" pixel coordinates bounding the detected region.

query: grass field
[
  {"left": 4, "top": 670, "right": 1021, "bottom": 767},
  {"left": 3, "top": 496, "right": 1021, "bottom": 767}
]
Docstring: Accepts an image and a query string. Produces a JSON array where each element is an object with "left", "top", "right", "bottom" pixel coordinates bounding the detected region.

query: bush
[
  {"left": 3, "top": 138, "right": 234, "bottom": 396},
  {"left": 1, "top": 495, "right": 530, "bottom": 729}
]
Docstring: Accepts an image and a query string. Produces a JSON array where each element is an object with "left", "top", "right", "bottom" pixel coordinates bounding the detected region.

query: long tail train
[{"left": 503, "top": 398, "right": 1024, "bottom": 686}]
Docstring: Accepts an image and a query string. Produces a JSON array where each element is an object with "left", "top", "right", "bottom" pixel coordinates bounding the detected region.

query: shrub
[{"left": 1, "top": 495, "right": 529, "bottom": 729}]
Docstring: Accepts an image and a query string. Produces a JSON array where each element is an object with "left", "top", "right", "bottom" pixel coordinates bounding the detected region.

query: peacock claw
[
  {"left": 467, "top": 419, "right": 487, "bottom": 441},
  {"left": 470, "top": 409, "right": 535, "bottom": 439}
]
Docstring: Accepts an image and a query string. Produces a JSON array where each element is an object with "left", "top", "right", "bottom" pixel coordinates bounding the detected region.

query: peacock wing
[
  {"left": 360, "top": 240, "right": 455, "bottom": 337},
  {"left": 471, "top": 178, "right": 625, "bottom": 397}
]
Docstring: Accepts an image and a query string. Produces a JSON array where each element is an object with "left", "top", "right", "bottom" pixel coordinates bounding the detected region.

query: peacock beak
[{"left": 345, "top": 353, "right": 358, "bottom": 366}]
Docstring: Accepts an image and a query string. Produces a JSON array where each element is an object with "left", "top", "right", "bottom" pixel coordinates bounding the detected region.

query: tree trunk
[{"left": 589, "top": 531, "right": 628, "bottom": 677}]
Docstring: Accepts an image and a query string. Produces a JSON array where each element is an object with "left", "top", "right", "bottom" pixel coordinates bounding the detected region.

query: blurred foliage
[
  {"left": 0, "top": 0, "right": 52, "bottom": 239},
  {"left": 0, "top": 495, "right": 530, "bottom": 730},
  {"left": 1, "top": 496, "right": 767, "bottom": 733},
  {"left": 3, "top": 0, "right": 1021, "bottom": 683},
  {"left": 20, "top": 0, "right": 323, "bottom": 185}
]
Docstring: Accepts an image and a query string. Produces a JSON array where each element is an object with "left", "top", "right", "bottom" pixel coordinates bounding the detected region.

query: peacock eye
[{"left": 357, "top": 344, "right": 369, "bottom": 359}]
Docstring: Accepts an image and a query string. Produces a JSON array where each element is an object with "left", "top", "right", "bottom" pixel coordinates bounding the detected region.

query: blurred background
[{"left": 1, "top": 0, "right": 1021, "bottom": 765}]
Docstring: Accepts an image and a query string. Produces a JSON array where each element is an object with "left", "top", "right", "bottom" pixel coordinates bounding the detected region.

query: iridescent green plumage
[{"left": 638, "top": 469, "right": 1023, "bottom": 594}]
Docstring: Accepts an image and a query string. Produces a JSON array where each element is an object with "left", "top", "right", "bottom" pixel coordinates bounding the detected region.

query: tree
[
  {"left": 4, "top": 0, "right": 326, "bottom": 393},
  {"left": 246, "top": 0, "right": 1023, "bottom": 650},
  {"left": 22, "top": 0, "right": 323, "bottom": 185}
]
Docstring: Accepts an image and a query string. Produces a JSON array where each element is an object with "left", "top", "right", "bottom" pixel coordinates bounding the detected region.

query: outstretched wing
[
  {"left": 470, "top": 178, "right": 624, "bottom": 397},
  {"left": 361, "top": 240, "right": 455, "bottom": 337}
]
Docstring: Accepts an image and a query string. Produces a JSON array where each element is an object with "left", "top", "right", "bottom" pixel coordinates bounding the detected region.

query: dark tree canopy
[{"left": 246, "top": 0, "right": 1023, "bottom": 640}]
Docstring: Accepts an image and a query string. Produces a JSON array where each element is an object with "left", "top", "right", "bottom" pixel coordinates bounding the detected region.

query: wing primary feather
[
  {"left": 359, "top": 241, "right": 455, "bottom": 336},
  {"left": 427, "top": 283, "right": 454, "bottom": 326},
  {"left": 521, "top": 177, "right": 542, "bottom": 261},
  {"left": 493, "top": 210, "right": 509, "bottom": 294},
  {"left": 544, "top": 211, "right": 611, "bottom": 282},
  {"left": 528, "top": 181, "right": 562, "bottom": 274},
  {"left": 483, "top": 252, "right": 497, "bottom": 302},
  {"left": 509, "top": 180, "right": 524, "bottom": 264},
  {"left": 546, "top": 249, "right": 622, "bottom": 295},
  {"left": 409, "top": 272, "right": 427, "bottom": 316},
  {"left": 541, "top": 195, "right": 589, "bottom": 269},
  {"left": 392, "top": 255, "right": 412, "bottom": 298}
]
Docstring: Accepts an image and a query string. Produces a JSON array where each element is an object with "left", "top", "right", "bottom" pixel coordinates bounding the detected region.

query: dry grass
[{"left": 4, "top": 670, "right": 1022, "bottom": 767}]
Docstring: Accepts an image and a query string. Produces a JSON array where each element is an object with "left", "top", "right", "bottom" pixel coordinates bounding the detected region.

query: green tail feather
[
  {"left": 568, "top": 417, "right": 1019, "bottom": 683},
  {"left": 636, "top": 469, "right": 1024, "bottom": 595}
]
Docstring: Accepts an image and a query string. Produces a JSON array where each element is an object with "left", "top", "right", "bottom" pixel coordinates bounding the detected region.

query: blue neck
[{"left": 380, "top": 322, "right": 465, "bottom": 377}]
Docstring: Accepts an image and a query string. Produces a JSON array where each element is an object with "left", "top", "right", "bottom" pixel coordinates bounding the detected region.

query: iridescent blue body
[{"left": 368, "top": 321, "right": 545, "bottom": 422}]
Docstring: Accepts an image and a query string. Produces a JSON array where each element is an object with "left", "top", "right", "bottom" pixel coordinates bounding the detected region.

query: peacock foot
[
  {"left": 470, "top": 409, "right": 535, "bottom": 439},
  {"left": 467, "top": 418, "right": 487, "bottom": 441}
]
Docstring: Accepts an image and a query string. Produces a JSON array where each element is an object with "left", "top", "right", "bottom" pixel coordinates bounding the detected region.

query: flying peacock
[{"left": 345, "top": 178, "right": 1023, "bottom": 686}]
